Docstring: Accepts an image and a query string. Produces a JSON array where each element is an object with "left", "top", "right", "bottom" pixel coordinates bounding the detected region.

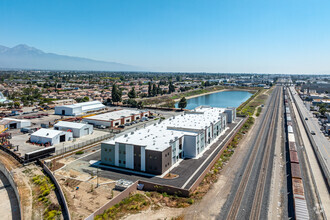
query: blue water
[{"left": 175, "top": 90, "right": 252, "bottom": 110}]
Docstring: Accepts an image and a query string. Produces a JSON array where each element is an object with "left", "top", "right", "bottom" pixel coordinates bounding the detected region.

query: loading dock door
[
  {"left": 62, "top": 110, "right": 65, "bottom": 115},
  {"left": 9, "top": 123, "right": 17, "bottom": 129},
  {"left": 60, "top": 134, "right": 65, "bottom": 142}
]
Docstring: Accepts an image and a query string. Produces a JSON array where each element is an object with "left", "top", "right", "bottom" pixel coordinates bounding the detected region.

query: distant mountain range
[{"left": 0, "top": 44, "right": 139, "bottom": 71}]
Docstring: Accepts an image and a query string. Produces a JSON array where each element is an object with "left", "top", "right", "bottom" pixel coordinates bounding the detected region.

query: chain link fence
[{"left": 54, "top": 133, "right": 112, "bottom": 155}]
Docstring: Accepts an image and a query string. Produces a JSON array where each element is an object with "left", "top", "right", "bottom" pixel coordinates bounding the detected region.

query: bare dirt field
[{"left": 53, "top": 161, "right": 121, "bottom": 219}]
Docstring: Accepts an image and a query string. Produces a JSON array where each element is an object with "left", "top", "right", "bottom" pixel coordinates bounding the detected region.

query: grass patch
[
  {"left": 237, "top": 89, "right": 269, "bottom": 117},
  {"left": 256, "top": 106, "right": 262, "bottom": 117},
  {"left": 32, "top": 175, "right": 62, "bottom": 220},
  {"left": 75, "top": 151, "right": 84, "bottom": 155},
  {"left": 94, "top": 193, "right": 150, "bottom": 220}
]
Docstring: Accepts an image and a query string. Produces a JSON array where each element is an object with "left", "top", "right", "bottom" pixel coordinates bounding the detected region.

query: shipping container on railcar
[
  {"left": 292, "top": 178, "right": 304, "bottom": 195},
  {"left": 293, "top": 194, "right": 310, "bottom": 220},
  {"left": 288, "top": 133, "right": 295, "bottom": 142},
  {"left": 290, "top": 151, "right": 300, "bottom": 164},
  {"left": 291, "top": 162, "right": 302, "bottom": 179},
  {"left": 289, "top": 141, "right": 297, "bottom": 151}
]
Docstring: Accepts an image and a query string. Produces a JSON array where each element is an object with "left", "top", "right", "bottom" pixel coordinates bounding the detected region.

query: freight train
[{"left": 284, "top": 88, "right": 310, "bottom": 220}]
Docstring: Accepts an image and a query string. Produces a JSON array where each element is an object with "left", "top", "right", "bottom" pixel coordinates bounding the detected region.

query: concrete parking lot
[{"left": 10, "top": 130, "right": 110, "bottom": 156}]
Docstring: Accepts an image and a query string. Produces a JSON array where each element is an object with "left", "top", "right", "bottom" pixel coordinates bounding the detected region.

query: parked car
[
  {"left": 305, "top": 117, "right": 308, "bottom": 120},
  {"left": 20, "top": 128, "right": 35, "bottom": 134},
  {"left": 311, "top": 131, "right": 316, "bottom": 135},
  {"left": 118, "top": 125, "right": 125, "bottom": 128}
]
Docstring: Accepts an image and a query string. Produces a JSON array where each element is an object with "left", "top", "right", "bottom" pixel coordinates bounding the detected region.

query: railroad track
[
  {"left": 225, "top": 86, "right": 281, "bottom": 220},
  {"left": 249, "top": 87, "right": 281, "bottom": 219}
]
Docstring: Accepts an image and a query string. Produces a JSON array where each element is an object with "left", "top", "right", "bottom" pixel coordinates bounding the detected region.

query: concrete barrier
[
  {"left": 139, "top": 180, "right": 190, "bottom": 197},
  {"left": 0, "top": 162, "right": 23, "bottom": 220},
  {"left": 42, "top": 162, "right": 71, "bottom": 220}
]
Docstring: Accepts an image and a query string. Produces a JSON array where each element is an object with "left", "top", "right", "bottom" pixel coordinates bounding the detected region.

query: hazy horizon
[{"left": 1, "top": 0, "right": 330, "bottom": 74}]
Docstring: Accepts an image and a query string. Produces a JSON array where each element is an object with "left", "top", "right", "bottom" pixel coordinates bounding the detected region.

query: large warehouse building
[
  {"left": 30, "top": 128, "right": 73, "bottom": 146},
  {"left": 101, "top": 106, "right": 234, "bottom": 174},
  {"left": 54, "top": 101, "right": 106, "bottom": 116},
  {"left": 83, "top": 109, "right": 150, "bottom": 128},
  {"left": 54, "top": 121, "right": 93, "bottom": 138},
  {"left": 0, "top": 118, "right": 31, "bottom": 129}
]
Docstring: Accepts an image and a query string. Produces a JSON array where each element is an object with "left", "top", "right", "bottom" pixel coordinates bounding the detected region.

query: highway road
[
  {"left": 286, "top": 88, "right": 324, "bottom": 219},
  {"left": 219, "top": 86, "right": 282, "bottom": 220},
  {"left": 290, "top": 87, "right": 330, "bottom": 186}
]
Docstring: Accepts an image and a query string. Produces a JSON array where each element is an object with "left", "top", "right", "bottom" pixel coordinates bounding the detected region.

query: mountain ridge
[{"left": 0, "top": 44, "right": 140, "bottom": 71}]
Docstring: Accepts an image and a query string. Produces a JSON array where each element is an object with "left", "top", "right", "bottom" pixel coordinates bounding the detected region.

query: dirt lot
[{"left": 53, "top": 161, "right": 121, "bottom": 219}]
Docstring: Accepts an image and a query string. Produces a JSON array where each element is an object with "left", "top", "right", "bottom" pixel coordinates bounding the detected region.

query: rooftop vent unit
[
  {"left": 131, "top": 131, "right": 134, "bottom": 135},
  {"left": 124, "top": 134, "right": 128, "bottom": 137}
]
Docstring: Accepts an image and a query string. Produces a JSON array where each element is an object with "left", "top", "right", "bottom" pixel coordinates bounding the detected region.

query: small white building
[
  {"left": 0, "top": 118, "right": 31, "bottom": 129},
  {"left": 83, "top": 109, "right": 150, "bottom": 128},
  {"left": 54, "top": 121, "right": 93, "bottom": 138},
  {"left": 54, "top": 101, "right": 106, "bottom": 116},
  {"left": 30, "top": 128, "right": 73, "bottom": 146}
]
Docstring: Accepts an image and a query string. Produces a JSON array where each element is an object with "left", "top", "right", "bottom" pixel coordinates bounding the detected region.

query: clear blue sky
[{"left": 1, "top": 0, "right": 329, "bottom": 73}]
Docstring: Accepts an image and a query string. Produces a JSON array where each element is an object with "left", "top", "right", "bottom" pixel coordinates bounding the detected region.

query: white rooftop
[
  {"left": 103, "top": 106, "right": 225, "bottom": 151},
  {"left": 104, "top": 123, "right": 187, "bottom": 152},
  {"left": 55, "top": 121, "right": 88, "bottom": 129},
  {"left": 63, "top": 100, "right": 101, "bottom": 108},
  {"left": 31, "top": 128, "right": 64, "bottom": 138},
  {"left": 85, "top": 109, "right": 148, "bottom": 121},
  {"left": 59, "top": 101, "right": 105, "bottom": 110},
  {"left": 1, "top": 117, "right": 30, "bottom": 123},
  {"left": 163, "top": 107, "right": 225, "bottom": 130}
]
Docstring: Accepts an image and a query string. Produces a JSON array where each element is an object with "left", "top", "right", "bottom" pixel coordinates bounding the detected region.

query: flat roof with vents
[
  {"left": 103, "top": 106, "right": 226, "bottom": 151},
  {"left": 84, "top": 109, "right": 148, "bottom": 121}
]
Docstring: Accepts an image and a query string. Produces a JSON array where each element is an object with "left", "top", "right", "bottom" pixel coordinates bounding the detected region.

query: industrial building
[
  {"left": 54, "top": 101, "right": 106, "bottom": 116},
  {"left": 54, "top": 121, "right": 93, "bottom": 138},
  {"left": 83, "top": 109, "right": 150, "bottom": 128},
  {"left": 0, "top": 118, "right": 31, "bottom": 129},
  {"left": 30, "top": 128, "right": 73, "bottom": 146},
  {"left": 224, "top": 107, "right": 236, "bottom": 123},
  {"left": 101, "top": 106, "right": 234, "bottom": 174}
]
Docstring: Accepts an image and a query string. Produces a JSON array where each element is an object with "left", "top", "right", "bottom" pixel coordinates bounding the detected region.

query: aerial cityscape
[{"left": 0, "top": 1, "right": 329, "bottom": 220}]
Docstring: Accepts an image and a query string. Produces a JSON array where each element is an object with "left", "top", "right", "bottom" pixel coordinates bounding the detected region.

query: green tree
[
  {"left": 83, "top": 96, "right": 89, "bottom": 102},
  {"left": 178, "top": 97, "right": 187, "bottom": 109},
  {"left": 137, "top": 101, "right": 143, "bottom": 109},
  {"left": 148, "top": 82, "right": 152, "bottom": 97},
  {"left": 128, "top": 87, "right": 136, "bottom": 99},
  {"left": 13, "top": 101, "right": 21, "bottom": 108},
  {"left": 168, "top": 81, "right": 175, "bottom": 94},
  {"left": 111, "top": 84, "right": 122, "bottom": 104},
  {"left": 152, "top": 84, "right": 157, "bottom": 97}
]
